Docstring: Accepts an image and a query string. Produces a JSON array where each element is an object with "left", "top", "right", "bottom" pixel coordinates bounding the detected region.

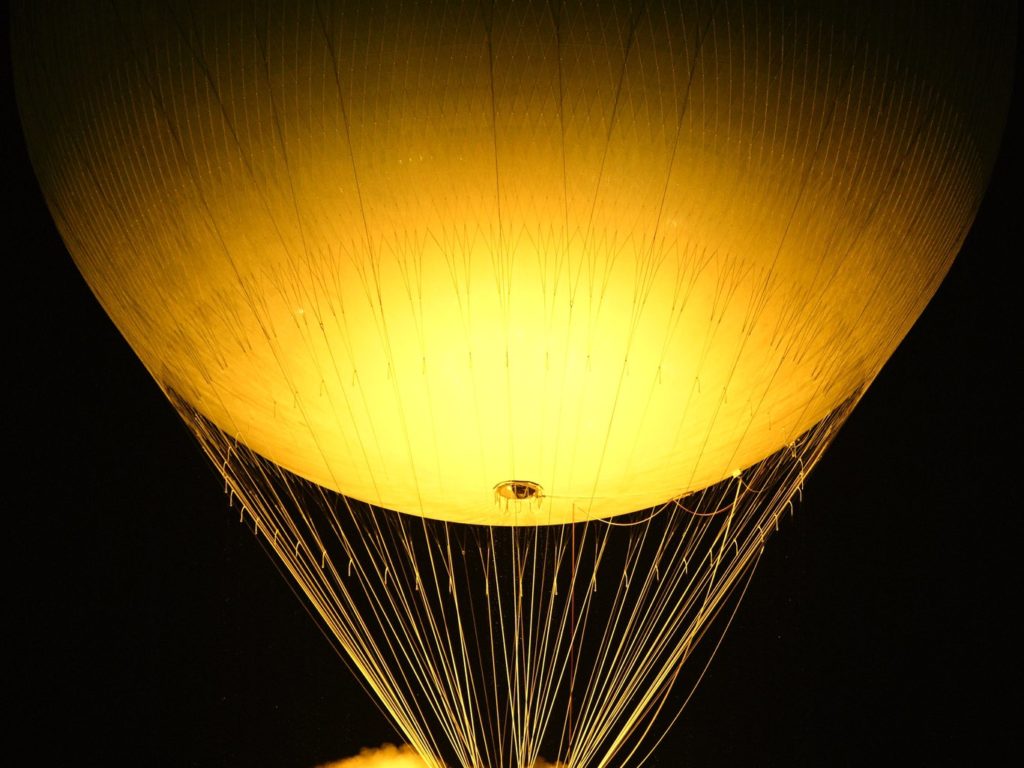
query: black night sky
[{"left": 4, "top": 12, "right": 1019, "bottom": 768}]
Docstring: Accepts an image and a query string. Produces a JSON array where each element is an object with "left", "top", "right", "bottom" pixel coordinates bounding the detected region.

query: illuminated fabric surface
[{"left": 15, "top": 1, "right": 1011, "bottom": 525}]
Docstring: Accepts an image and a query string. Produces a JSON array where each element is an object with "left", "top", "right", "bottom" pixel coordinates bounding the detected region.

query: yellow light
[{"left": 13, "top": 2, "right": 1011, "bottom": 525}]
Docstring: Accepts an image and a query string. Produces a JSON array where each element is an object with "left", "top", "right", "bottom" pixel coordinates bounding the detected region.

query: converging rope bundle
[{"left": 177, "top": 388, "right": 857, "bottom": 767}]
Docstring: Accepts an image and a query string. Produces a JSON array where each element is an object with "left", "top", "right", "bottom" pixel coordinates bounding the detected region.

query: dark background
[{"left": 5, "top": 15, "right": 1018, "bottom": 768}]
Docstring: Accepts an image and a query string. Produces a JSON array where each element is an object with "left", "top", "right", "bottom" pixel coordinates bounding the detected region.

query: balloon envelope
[{"left": 13, "top": 1, "right": 1012, "bottom": 524}]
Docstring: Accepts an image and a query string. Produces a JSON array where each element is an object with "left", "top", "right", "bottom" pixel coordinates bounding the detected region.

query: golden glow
[
  {"left": 13, "top": 1, "right": 1008, "bottom": 525},
  {"left": 316, "top": 744, "right": 431, "bottom": 768},
  {"left": 315, "top": 749, "right": 565, "bottom": 768},
  {"left": 316, "top": 744, "right": 566, "bottom": 768}
]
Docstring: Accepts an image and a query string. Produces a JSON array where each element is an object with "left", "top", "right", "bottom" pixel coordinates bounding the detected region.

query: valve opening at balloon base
[{"left": 494, "top": 480, "right": 544, "bottom": 502}]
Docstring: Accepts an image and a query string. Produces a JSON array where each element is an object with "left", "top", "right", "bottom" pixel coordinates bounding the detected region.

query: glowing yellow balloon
[{"left": 14, "top": 1, "right": 1011, "bottom": 524}]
